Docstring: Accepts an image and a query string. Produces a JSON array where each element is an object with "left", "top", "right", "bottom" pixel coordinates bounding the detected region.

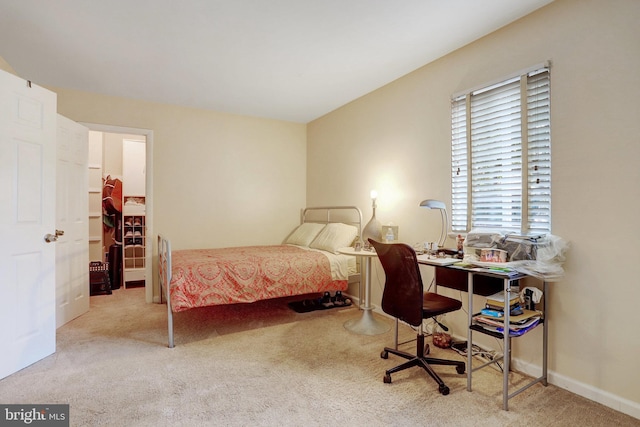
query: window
[{"left": 451, "top": 65, "right": 551, "bottom": 235}]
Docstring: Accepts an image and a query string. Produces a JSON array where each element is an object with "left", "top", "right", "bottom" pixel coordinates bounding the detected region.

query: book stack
[
  {"left": 484, "top": 289, "right": 520, "bottom": 312},
  {"left": 473, "top": 290, "right": 542, "bottom": 336}
]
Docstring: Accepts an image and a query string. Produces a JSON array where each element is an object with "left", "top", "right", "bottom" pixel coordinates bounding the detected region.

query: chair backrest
[{"left": 369, "top": 239, "right": 424, "bottom": 327}]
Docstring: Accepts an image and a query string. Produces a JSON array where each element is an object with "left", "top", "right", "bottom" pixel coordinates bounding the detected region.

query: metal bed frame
[{"left": 158, "top": 206, "right": 362, "bottom": 348}]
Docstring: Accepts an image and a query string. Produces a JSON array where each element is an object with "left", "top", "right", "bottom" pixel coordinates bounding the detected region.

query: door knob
[{"left": 45, "top": 229, "right": 64, "bottom": 243}]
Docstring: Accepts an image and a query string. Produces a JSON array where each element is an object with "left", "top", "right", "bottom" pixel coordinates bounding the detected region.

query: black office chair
[{"left": 369, "top": 239, "right": 465, "bottom": 395}]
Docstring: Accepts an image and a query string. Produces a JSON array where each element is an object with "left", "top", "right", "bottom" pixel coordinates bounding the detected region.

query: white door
[
  {"left": 56, "top": 115, "right": 89, "bottom": 328},
  {"left": 0, "top": 71, "right": 57, "bottom": 380}
]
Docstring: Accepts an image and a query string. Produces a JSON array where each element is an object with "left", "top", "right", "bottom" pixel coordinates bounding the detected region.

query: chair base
[{"left": 380, "top": 334, "right": 465, "bottom": 395}]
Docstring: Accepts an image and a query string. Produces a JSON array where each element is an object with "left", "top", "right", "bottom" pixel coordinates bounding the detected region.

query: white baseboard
[
  {"left": 352, "top": 295, "right": 640, "bottom": 421},
  {"left": 513, "top": 359, "right": 640, "bottom": 421}
]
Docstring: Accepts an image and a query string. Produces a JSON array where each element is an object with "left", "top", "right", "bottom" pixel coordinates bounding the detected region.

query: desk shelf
[
  {"left": 467, "top": 278, "right": 549, "bottom": 411},
  {"left": 469, "top": 319, "right": 544, "bottom": 339},
  {"left": 422, "top": 263, "right": 549, "bottom": 411}
]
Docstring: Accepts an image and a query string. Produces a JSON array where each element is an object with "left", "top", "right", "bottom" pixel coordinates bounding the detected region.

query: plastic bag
[
  {"left": 462, "top": 229, "right": 504, "bottom": 262},
  {"left": 509, "top": 234, "right": 570, "bottom": 281},
  {"left": 464, "top": 229, "right": 504, "bottom": 249},
  {"left": 496, "top": 236, "right": 538, "bottom": 261}
]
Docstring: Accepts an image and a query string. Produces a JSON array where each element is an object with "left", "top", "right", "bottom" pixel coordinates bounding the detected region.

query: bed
[{"left": 158, "top": 206, "right": 362, "bottom": 347}]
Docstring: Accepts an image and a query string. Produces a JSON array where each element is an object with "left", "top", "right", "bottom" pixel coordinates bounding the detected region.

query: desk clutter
[
  {"left": 461, "top": 229, "right": 569, "bottom": 281},
  {"left": 472, "top": 289, "right": 543, "bottom": 337}
]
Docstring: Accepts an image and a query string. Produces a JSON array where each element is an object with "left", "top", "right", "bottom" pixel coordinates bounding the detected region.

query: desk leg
[
  {"left": 467, "top": 272, "right": 474, "bottom": 392},
  {"left": 503, "top": 277, "right": 511, "bottom": 411},
  {"left": 542, "top": 281, "right": 548, "bottom": 386},
  {"left": 344, "top": 256, "right": 390, "bottom": 335}
]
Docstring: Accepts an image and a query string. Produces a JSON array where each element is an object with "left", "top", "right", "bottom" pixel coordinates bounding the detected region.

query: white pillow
[
  {"left": 285, "top": 223, "right": 326, "bottom": 247},
  {"left": 309, "top": 223, "right": 358, "bottom": 254}
]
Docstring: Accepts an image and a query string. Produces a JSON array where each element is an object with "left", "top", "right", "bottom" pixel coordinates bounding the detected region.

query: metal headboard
[{"left": 301, "top": 206, "right": 363, "bottom": 243}]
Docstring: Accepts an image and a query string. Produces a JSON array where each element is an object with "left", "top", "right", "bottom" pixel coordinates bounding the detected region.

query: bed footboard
[{"left": 158, "top": 234, "right": 174, "bottom": 348}]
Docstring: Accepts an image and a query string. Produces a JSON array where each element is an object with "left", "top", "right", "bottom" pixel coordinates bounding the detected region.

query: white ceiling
[{"left": 0, "top": 0, "right": 553, "bottom": 123}]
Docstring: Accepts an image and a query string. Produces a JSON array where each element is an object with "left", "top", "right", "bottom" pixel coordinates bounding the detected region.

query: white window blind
[{"left": 451, "top": 67, "right": 551, "bottom": 234}]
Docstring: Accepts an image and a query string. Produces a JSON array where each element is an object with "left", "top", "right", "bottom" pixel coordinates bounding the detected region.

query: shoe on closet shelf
[{"left": 123, "top": 230, "right": 133, "bottom": 247}]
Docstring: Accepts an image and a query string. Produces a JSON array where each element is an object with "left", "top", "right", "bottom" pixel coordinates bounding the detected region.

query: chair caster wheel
[
  {"left": 380, "top": 350, "right": 388, "bottom": 359},
  {"left": 439, "top": 385, "right": 450, "bottom": 395},
  {"left": 383, "top": 374, "right": 392, "bottom": 384},
  {"left": 456, "top": 365, "right": 465, "bottom": 374}
]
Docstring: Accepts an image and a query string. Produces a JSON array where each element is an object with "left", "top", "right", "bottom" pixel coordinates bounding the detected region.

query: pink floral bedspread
[{"left": 169, "top": 245, "right": 347, "bottom": 312}]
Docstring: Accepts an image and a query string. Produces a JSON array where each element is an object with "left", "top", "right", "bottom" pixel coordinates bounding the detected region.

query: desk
[
  {"left": 338, "top": 247, "right": 390, "bottom": 335},
  {"left": 417, "top": 257, "right": 548, "bottom": 411}
]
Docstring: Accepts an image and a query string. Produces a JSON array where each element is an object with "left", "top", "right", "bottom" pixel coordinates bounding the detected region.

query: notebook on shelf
[
  {"left": 485, "top": 290, "right": 520, "bottom": 308},
  {"left": 476, "top": 309, "right": 542, "bottom": 325}
]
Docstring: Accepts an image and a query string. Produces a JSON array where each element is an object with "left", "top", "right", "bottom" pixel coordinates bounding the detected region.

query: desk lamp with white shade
[{"left": 419, "top": 199, "right": 449, "bottom": 249}]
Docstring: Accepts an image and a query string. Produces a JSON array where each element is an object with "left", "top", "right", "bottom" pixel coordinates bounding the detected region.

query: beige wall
[
  {"left": 102, "top": 132, "right": 125, "bottom": 180},
  {"left": 308, "top": 0, "right": 640, "bottom": 416},
  {"left": 52, "top": 88, "right": 307, "bottom": 252},
  {"left": 0, "top": 56, "right": 17, "bottom": 75}
]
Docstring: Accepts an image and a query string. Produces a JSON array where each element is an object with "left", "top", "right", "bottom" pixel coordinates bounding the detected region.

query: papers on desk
[
  {"left": 415, "top": 254, "right": 523, "bottom": 277},
  {"left": 451, "top": 262, "right": 521, "bottom": 277},
  {"left": 415, "top": 254, "right": 459, "bottom": 266}
]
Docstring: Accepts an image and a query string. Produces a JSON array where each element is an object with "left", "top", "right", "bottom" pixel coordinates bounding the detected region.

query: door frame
[{"left": 81, "top": 122, "right": 155, "bottom": 304}]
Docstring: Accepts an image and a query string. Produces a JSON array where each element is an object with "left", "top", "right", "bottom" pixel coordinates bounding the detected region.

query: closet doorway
[{"left": 84, "top": 123, "right": 154, "bottom": 304}]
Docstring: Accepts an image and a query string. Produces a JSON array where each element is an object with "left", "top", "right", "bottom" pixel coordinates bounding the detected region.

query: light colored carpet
[{"left": 0, "top": 287, "right": 637, "bottom": 427}]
